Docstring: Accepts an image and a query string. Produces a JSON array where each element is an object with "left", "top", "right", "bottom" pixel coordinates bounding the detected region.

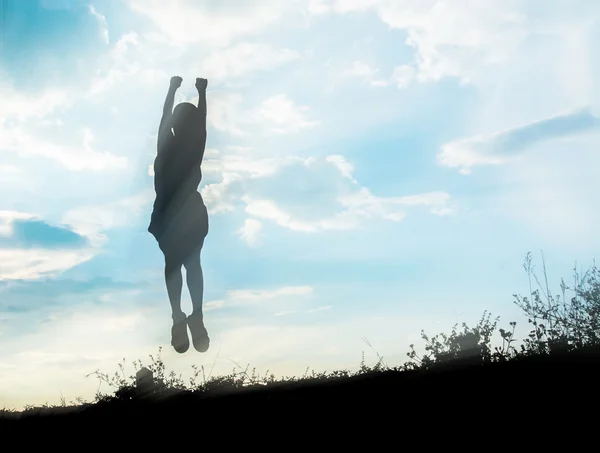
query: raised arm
[
  {"left": 195, "top": 77, "right": 207, "bottom": 134},
  {"left": 158, "top": 76, "right": 182, "bottom": 152}
]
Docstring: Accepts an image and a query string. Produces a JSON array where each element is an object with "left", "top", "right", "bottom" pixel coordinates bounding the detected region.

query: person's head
[{"left": 171, "top": 102, "right": 199, "bottom": 137}]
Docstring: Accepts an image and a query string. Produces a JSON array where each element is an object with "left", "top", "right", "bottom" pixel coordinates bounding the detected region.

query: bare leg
[
  {"left": 165, "top": 255, "right": 184, "bottom": 319},
  {"left": 184, "top": 244, "right": 209, "bottom": 352},
  {"left": 164, "top": 251, "right": 189, "bottom": 353},
  {"left": 183, "top": 245, "right": 204, "bottom": 317}
]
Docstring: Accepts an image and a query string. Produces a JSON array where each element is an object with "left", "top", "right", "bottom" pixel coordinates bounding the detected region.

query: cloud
[
  {"left": 238, "top": 219, "right": 263, "bottom": 247},
  {"left": 197, "top": 92, "right": 321, "bottom": 136},
  {"left": 0, "top": 211, "right": 96, "bottom": 280},
  {"left": 307, "top": 0, "right": 550, "bottom": 85},
  {"left": 88, "top": 5, "right": 109, "bottom": 44},
  {"left": 308, "top": 0, "right": 374, "bottom": 15},
  {"left": 236, "top": 156, "right": 455, "bottom": 233},
  {"left": 201, "top": 179, "right": 240, "bottom": 215},
  {"left": 307, "top": 0, "right": 331, "bottom": 15},
  {"left": 204, "top": 92, "right": 248, "bottom": 136},
  {"left": 241, "top": 188, "right": 453, "bottom": 233},
  {"left": 204, "top": 300, "right": 225, "bottom": 311},
  {"left": 0, "top": 277, "right": 138, "bottom": 313},
  {"left": 199, "top": 152, "right": 314, "bottom": 215},
  {"left": 0, "top": 83, "right": 125, "bottom": 172},
  {"left": 199, "top": 149, "right": 454, "bottom": 234},
  {"left": 0, "top": 82, "right": 68, "bottom": 123},
  {"left": 393, "top": 65, "right": 415, "bottom": 88},
  {"left": 0, "top": 218, "right": 89, "bottom": 249},
  {"left": 202, "top": 285, "right": 315, "bottom": 317},
  {"left": 228, "top": 285, "right": 314, "bottom": 300},
  {"left": 85, "top": 32, "right": 169, "bottom": 98},
  {"left": 255, "top": 94, "right": 321, "bottom": 134},
  {"left": 202, "top": 43, "right": 301, "bottom": 79},
  {"left": 0, "top": 165, "right": 20, "bottom": 174},
  {"left": 342, "top": 61, "right": 390, "bottom": 87},
  {"left": 438, "top": 106, "right": 600, "bottom": 174},
  {"left": 326, "top": 155, "right": 357, "bottom": 183},
  {"left": 0, "top": 248, "right": 96, "bottom": 281},
  {"left": 0, "top": 125, "right": 128, "bottom": 171},
  {"left": 61, "top": 190, "right": 155, "bottom": 246},
  {"left": 202, "top": 152, "right": 302, "bottom": 180},
  {"left": 126, "top": 0, "right": 300, "bottom": 47}
]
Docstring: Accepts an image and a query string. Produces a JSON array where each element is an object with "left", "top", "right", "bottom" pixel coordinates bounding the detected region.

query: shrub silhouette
[{"left": 4, "top": 250, "right": 599, "bottom": 414}]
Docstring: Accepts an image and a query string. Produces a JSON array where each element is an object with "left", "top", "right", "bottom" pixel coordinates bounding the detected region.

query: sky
[{"left": 1, "top": 0, "right": 600, "bottom": 410}]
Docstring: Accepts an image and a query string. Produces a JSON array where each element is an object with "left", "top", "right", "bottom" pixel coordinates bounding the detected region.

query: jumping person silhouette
[{"left": 148, "top": 75, "right": 210, "bottom": 354}]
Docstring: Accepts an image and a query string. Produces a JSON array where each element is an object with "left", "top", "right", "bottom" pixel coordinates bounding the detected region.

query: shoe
[
  {"left": 187, "top": 311, "right": 210, "bottom": 353},
  {"left": 171, "top": 312, "right": 189, "bottom": 353}
]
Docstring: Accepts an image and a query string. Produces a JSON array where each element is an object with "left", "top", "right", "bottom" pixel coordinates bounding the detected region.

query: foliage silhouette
[{"left": 3, "top": 251, "right": 599, "bottom": 417}]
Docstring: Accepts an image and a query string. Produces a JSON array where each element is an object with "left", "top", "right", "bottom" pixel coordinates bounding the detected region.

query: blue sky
[{"left": 1, "top": 0, "right": 600, "bottom": 409}]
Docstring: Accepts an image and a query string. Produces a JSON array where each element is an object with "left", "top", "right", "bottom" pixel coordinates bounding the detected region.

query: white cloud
[
  {"left": 88, "top": 5, "right": 109, "bottom": 44},
  {"left": 0, "top": 80, "right": 125, "bottom": 171},
  {"left": 200, "top": 150, "right": 454, "bottom": 233},
  {"left": 0, "top": 165, "right": 20, "bottom": 174},
  {"left": 202, "top": 43, "right": 301, "bottom": 79},
  {"left": 344, "top": 61, "right": 376, "bottom": 79},
  {"left": 309, "top": 0, "right": 598, "bottom": 87},
  {"left": 202, "top": 154, "right": 300, "bottom": 180},
  {"left": 86, "top": 32, "right": 169, "bottom": 98},
  {"left": 339, "top": 187, "right": 454, "bottom": 219},
  {"left": 61, "top": 190, "right": 154, "bottom": 246},
  {"left": 199, "top": 154, "right": 314, "bottom": 215},
  {"left": 200, "top": 179, "right": 239, "bottom": 215},
  {"left": 0, "top": 126, "right": 128, "bottom": 171},
  {"left": 192, "top": 91, "right": 320, "bottom": 136},
  {"left": 274, "top": 310, "right": 296, "bottom": 317},
  {"left": 393, "top": 65, "right": 415, "bottom": 88},
  {"left": 242, "top": 196, "right": 323, "bottom": 232},
  {"left": 255, "top": 94, "right": 321, "bottom": 134},
  {"left": 0, "top": 82, "right": 68, "bottom": 123},
  {"left": 326, "top": 154, "right": 357, "bottom": 183},
  {"left": 227, "top": 285, "right": 314, "bottom": 303},
  {"left": 343, "top": 61, "right": 390, "bottom": 87},
  {"left": 307, "top": 0, "right": 331, "bottom": 15},
  {"left": 126, "top": 0, "right": 300, "bottom": 47},
  {"left": 242, "top": 185, "right": 454, "bottom": 233},
  {"left": 0, "top": 211, "right": 37, "bottom": 237},
  {"left": 203, "top": 92, "right": 248, "bottom": 136},
  {"left": 238, "top": 219, "right": 263, "bottom": 247},
  {"left": 235, "top": 154, "right": 455, "bottom": 233},
  {"left": 310, "top": 0, "right": 375, "bottom": 15},
  {"left": 0, "top": 248, "right": 96, "bottom": 280},
  {"left": 438, "top": 106, "right": 600, "bottom": 174},
  {"left": 204, "top": 300, "right": 225, "bottom": 311}
]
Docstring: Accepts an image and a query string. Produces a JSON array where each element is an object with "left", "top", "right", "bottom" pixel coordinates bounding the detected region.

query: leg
[
  {"left": 183, "top": 242, "right": 204, "bottom": 317},
  {"left": 184, "top": 242, "right": 209, "bottom": 353},
  {"left": 164, "top": 248, "right": 189, "bottom": 354},
  {"left": 164, "top": 252, "right": 184, "bottom": 319}
]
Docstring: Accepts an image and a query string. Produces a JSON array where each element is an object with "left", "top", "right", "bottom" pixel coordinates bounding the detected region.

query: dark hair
[{"left": 172, "top": 102, "right": 199, "bottom": 137}]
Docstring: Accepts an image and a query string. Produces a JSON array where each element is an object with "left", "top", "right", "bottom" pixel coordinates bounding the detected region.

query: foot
[
  {"left": 171, "top": 312, "right": 189, "bottom": 353},
  {"left": 187, "top": 311, "right": 210, "bottom": 353}
]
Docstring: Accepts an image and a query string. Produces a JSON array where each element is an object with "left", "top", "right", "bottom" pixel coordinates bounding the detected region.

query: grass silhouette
[{"left": 2, "top": 251, "right": 600, "bottom": 435}]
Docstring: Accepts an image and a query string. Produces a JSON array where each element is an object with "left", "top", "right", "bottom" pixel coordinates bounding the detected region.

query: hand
[
  {"left": 195, "top": 77, "right": 208, "bottom": 91},
  {"left": 170, "top": 76, "right": 183, "bottom": 89}
]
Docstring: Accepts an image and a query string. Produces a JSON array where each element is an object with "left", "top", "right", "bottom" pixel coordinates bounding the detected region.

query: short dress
[{"left": 148, "top": 131, "right": 209, "bottom": 263}]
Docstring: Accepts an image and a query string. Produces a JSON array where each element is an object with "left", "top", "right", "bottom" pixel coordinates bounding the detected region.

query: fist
[
  {"left": 195, "top": 78, "right": 208, "bottom": 91},
  {"left": 170, "top": 76, "right": 183, "bottom": 88}
]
